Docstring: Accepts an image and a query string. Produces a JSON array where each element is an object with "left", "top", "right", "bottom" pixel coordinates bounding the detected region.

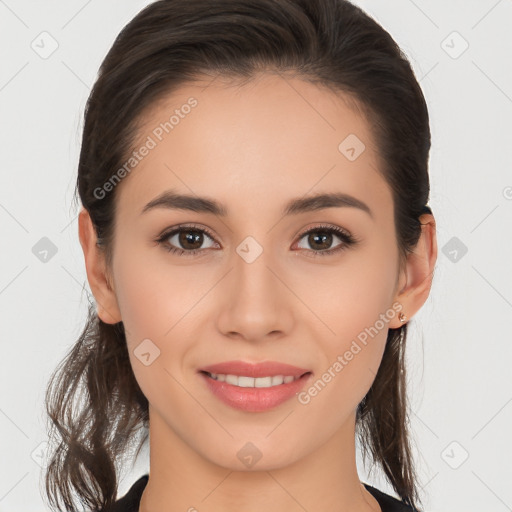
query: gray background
[{"left": 1, "top": 1, "right": 511, "bottom": 511}]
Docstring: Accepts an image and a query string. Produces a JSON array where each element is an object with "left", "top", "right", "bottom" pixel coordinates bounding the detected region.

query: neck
[{"left": 138, "top": 407, "right": 381, "bottom": 512}]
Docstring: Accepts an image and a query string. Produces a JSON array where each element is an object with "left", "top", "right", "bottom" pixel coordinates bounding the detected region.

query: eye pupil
[
  {"left": 309, "top": 231, "right": 332, "bottom": 250},
  {"left": 179, "top": 230, "right": 203, "bottom": 250}
]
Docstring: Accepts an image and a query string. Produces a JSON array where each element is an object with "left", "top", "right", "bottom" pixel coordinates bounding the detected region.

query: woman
[{"left": 43, "top": 1, "right": 437, "bottom": 511}]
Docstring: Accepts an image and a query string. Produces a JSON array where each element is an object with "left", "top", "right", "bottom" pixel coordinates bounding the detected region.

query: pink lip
[
  {"left": 199, "top": 360, "right": 311, "bottom": 378},
  {"left": 198, "top": 360, "right": 313, "bottom": 412},
  {"left": 199, "top": 371, "right": 312, "bottom": 412}
]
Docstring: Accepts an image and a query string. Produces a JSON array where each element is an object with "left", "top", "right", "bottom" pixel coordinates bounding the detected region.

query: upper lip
[{"left": 199, "top": 360, "right": 311, "bottom": 378}]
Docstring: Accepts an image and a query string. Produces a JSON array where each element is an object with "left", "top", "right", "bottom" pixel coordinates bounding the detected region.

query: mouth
[
  {"left": 199, "top": 370, "right": 311, "bottom": 388},
  {"left": 198, "top": 359, "right": 312, "bottom": 379},
  {"left": 198, "top": 367, "right": 313, "bottom": 412}
]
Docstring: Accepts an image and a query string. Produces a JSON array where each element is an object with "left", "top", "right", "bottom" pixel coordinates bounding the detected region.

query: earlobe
[
  {"left": 78, "top": 208, "right": 122, "bottom": 325},
  {"left": 390, "top": 213, "right": 437, "bottom": 329}
]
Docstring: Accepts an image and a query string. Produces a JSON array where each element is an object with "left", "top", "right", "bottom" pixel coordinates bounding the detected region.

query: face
[{"left": 105, "top": 73, "right": 405, "bottom": 470}]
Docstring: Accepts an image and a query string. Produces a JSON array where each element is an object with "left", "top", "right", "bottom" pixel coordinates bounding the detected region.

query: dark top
[{"left": 107, "top": 474, "right": 418, "bottom": 512}]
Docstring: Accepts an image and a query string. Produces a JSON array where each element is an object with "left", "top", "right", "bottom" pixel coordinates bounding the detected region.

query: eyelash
[{"left": 155, "top": 223, "right": 359, "bottom": 258}]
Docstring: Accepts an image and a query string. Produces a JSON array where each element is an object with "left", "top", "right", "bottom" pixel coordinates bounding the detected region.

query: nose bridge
[
  {"left": 216, "top": 230, "right": 292, "bottom": 339},
  {"left": 232, "top": 232, "right": 279, "bottom": 302}
]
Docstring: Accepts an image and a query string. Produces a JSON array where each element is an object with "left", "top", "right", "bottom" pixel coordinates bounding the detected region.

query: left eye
[
  {"left": 295, "top": 226, "right": 354, "bottom": 255},
  {"left": 156, "top": 224, "right": 357, "bottom": 257}
]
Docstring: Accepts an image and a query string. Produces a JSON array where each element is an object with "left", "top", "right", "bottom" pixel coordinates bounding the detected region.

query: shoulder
[
  {"left": 104, "top": 474, "right": 149, "bottom": 512},
  {"left": 362, "top": 482, "right": 420, "bottom": 512}
]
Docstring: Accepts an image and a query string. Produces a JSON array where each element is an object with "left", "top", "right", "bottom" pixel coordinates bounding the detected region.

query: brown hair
[{"left": 44, "top": 1, "right": 432, "bottom": 510}]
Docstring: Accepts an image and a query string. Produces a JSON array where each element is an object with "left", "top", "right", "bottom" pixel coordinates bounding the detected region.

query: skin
[{"left": 79, "top": 72, "right": 437, "bottom": 512}]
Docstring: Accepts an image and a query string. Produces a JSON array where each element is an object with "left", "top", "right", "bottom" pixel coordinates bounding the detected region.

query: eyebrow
[{"left": 141, "top": 189, "right": 373, "bottom": 219}]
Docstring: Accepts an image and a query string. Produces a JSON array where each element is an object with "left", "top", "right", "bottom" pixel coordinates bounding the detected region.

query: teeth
[{"left": 207, "top": 373, "right": 300, "bottom": 388}]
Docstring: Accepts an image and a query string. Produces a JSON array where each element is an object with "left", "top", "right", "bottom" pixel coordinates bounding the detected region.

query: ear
[
  {"left": 389, "top": 213, "right": 437, "bottom": 328},
  {"left": 78, "top": 207, "right": 122, "bottom": 324}
]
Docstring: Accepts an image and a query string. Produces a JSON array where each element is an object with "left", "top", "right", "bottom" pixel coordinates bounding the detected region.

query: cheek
[
  {"left": 298, "top": 288, "right": 391, "bottom": 422},
  {"left": 111, "top": 250, "right": 198, "bottom": 408},
  {"left": 307, "top": 242, "right": 398, "bottom": 341},
  {"left": 111, "top": 245, "right": 213, "bottom": 392},
  {"left": 112, "top": 242, "right": 204, "bottom": 340},
  {"left": 302, "top": 240, "right": 398, "bottom": 405}
]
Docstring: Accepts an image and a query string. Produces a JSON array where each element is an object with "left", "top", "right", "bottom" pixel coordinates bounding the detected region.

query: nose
[{"left": 215, "top": 245, "right": 294, "bottom": 342}]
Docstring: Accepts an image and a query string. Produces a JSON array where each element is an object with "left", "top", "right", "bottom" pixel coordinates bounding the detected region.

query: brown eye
[
  {"left": 295, "top": 224, "right": 357, "bottom": 257},
  {"left": 157, "top": 225, "right": 218, "bottom": 256},
  {"left": 175, "top": 230, "right": 205, "bottom": 250},
  {"left": 302, "top": 230, "right": 336, "bottom": 251}
]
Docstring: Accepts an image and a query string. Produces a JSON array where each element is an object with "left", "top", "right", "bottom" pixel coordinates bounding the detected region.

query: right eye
[{"left": 156, "top": 224, "right": 219, "bottom": 256}]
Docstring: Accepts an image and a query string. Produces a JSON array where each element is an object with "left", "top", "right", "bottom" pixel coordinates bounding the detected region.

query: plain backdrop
[{"left": 1, "top": 1, "right": 511, "bottom": 511}]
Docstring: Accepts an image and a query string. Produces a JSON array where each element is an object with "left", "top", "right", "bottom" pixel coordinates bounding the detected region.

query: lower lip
[{"left": 199, "top": 371, "right": 312, "bottom": 412}]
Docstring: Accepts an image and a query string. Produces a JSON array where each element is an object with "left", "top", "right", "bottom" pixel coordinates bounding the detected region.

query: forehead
[{"left": 114, "top": 73, "right": 392, "bottom": 223}]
